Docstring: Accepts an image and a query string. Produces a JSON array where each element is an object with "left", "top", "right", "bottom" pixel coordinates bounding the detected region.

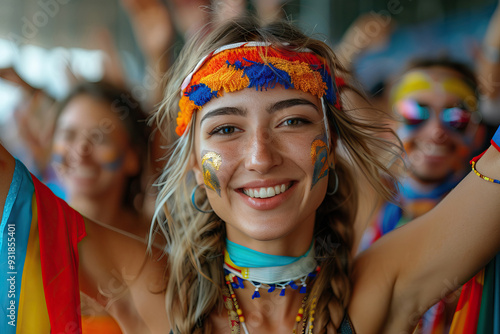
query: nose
[
  {"left": 67, "top": 136, "right": 93, "bottom": 167},
  {"left": 244, "top": 128, "right": 282, "bottom": 174},
  {"left": 420, "top": 115, "right": 450, "bottom": 144}
]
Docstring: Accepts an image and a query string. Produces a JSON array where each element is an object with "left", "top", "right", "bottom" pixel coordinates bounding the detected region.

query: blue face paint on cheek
[
  {"left": 101, "top": 153, "right": 125, "bottom": 171},
  {"left": 310, "top": 133, "right": 329, "bottom": 188},
  {"left": 51, "top": 153, "right": 64, "bottom": 164},
  {"left": 201, "top": 150, "right": 222, "bottom": 197}
]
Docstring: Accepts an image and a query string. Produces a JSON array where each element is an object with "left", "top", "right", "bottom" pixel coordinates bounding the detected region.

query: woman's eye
[
  {"left": 281, "top": 118, "right": 309, "bottom": 127},
  {"left": 209, "top": 125, "right": 237, "bottom": 136}
]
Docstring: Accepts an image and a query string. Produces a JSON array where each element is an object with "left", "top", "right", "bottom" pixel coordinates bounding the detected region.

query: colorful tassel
[{"left": 252, "top": 289, "right": 261, "bottom": 299}]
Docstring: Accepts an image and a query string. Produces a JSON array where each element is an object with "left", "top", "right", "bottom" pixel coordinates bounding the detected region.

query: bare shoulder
[
  {"left": 79, "top": 216, "right": 168, "bottom": 284},
  {"left": 79, "top": 217, "right": 170, "bottom": 332}
]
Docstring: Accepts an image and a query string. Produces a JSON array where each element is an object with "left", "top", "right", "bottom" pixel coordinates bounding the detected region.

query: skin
[
  {"left": 2, "top": 83, "right": 500, "bottom": 333},
  {"left": 192, "top": 86, "right": 330, "bottom": 257}
]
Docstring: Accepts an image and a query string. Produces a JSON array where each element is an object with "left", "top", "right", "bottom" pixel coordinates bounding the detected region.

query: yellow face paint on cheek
[
  {"left": 201, "top": 151, "right": 222, "bottom": 197},
  {"left": 310, "top": 134, "right": 329, "bottom": 188}
]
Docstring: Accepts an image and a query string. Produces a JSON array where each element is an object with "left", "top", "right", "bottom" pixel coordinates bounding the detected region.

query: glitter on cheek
[
  {"left": 310, "top": 134, "right": 329, "bottom": 188},
  {"left": 201, "top": 151, "right": 222, "bottom": 197}
]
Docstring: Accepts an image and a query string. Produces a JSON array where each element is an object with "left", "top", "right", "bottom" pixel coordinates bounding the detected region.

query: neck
[
  {"left": 226, "top": 239, "right": 313, "bottom": 268},
  {"left": 232, "top": 280, "right": 307, "bottom": 331},
  {"left": 70, "top": 195, "right": 119, "bottom": 224}
]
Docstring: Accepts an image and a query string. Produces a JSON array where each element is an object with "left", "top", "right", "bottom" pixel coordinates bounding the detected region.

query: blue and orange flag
[{"left": 0, "top": 159, "right": 86, "bottom": 333}]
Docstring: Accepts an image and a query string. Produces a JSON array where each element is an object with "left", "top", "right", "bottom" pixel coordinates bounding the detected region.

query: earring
[
  {"left": 191, "top": 184, "right": 214, "bottom": 213},
  {"left": 327, "top": 168, "right": 339, "bottom": 196}
]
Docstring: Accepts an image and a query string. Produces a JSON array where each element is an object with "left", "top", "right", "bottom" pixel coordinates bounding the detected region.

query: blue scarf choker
[{"left": 224, "top": 239, "right": 318, "bottom": 298}]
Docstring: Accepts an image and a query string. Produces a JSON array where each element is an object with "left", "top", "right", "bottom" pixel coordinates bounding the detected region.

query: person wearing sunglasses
[{"left": 358, "top": 58, "right": 487, "bottom": 333}]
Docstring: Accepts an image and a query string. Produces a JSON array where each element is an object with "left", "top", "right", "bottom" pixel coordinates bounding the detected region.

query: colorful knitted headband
[{"left": 176, "top": 41, "right": 339, "bottom": 136}]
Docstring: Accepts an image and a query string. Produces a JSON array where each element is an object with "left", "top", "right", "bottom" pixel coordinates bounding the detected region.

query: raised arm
[
  {"left": 350, "top": 141, "right": 500, "bottom": 333},
  {"left": 0, "top": 142, "right": 16, "bottom": 222}
]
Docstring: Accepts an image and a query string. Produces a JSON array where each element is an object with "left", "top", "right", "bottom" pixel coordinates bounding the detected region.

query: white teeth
[
  {"left": 243, "top": 183, "right": 290, "bottom": 199},
  {"left": 274, "top": 185, "right": 280, "bottom": 194}
]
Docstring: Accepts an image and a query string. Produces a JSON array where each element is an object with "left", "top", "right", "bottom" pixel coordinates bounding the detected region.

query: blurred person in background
[
  {"left": 356, "top": 57, "right": 496, "bottom": 333},
  {"left": 52, "top": 81, "right": 160, "bottom": 333}
]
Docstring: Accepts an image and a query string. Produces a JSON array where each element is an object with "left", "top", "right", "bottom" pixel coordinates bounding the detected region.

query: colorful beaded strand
[
  {"left": 471, "top": 160, "right": 500, "bottom": 184},
  {"left": 225, "top": 273, "right": 250, "bottom": 334},
  {"left": 292, "top": 296, "right": 307, "bottom": 334},
  {"left": 308, "top": 296, "right": 317, "bottom": 334},
  {"left": 225, "top": 274, "right": 313, "bottom": 334}
]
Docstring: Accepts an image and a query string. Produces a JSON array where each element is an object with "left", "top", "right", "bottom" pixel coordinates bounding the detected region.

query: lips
[{"left": 242, "top": 182, "right": 292, "bottom": 199}]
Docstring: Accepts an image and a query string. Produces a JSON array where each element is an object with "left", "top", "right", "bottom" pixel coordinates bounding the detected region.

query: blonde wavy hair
[{"left": 152, "top": 16, "right": 401, "bottom": 334}]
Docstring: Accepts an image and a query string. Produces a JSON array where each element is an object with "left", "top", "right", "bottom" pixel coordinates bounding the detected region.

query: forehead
[
  {"left": 197, "top": 85, "right": 321, "bottom": 116},
  {"left": 57, "top": 94, "right": 129, "bottom": 137},
  {"left": 393, "top": 67, "right": 475, "bottom": 102}
]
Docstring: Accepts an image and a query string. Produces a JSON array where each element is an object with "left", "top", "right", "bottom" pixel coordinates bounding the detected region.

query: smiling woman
[
  {"left": 152, "top": 17, "right": 399, "bottom": 334},
  {"left": 151, "top": 16, "right": 500, "bottom": 334}
]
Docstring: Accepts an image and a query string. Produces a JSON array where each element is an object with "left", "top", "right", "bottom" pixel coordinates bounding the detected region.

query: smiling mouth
[
  {"left": 242, "top": 182, "right": 293, "bottom": 199},
  {"left": 415, "top": 142, "right": 450, "bottom": 157}
]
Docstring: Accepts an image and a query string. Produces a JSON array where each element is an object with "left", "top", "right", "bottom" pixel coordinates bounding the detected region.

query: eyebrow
[
  {"left": 200, "top": 107, "right": 247, "bottom": 125},
  {"left": 267, "top": 98, "right": 319, "bottom": 114},
  {"left": 200, "top": 98, "right": 319, "bottom": 125}
]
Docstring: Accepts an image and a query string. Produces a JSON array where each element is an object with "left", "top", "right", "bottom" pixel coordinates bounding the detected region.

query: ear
[{"left": 190, "top": 151, "right": 204, "bottom": 185}]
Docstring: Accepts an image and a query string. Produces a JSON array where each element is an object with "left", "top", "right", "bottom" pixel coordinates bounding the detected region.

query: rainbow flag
[
  {"left": 0, "top": 159, "right": 86, "bottom": 333},
  {"left": 449, "top": 255, "right": 500, "bottom": 334}
]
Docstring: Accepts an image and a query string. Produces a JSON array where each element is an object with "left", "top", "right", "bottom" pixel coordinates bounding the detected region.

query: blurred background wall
[{"left": 0, "top": 0, "right": 496, "bottom": 122}]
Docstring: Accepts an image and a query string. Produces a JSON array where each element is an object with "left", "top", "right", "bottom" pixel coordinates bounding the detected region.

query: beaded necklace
[
  {"left": 223, "top": 272, "right": 317, "bottom": 334},
  {"left": 222, "top": 242, "right": 319, "bottom": 333}
]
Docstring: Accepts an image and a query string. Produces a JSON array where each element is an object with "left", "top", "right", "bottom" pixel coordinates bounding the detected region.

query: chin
[{"left": 230, "top": 221, "right": 296, "bottom": 243}]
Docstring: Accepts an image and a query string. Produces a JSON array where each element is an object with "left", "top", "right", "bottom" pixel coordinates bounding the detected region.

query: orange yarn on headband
[{"left": 176, "top": 42, "right": 337, "bottom": 136}]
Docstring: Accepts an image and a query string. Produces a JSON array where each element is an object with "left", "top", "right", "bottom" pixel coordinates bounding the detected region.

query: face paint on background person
[
  {"left": 392, "top": 71, "right": 478, "bottom": 142},
  {"left": 201, "top": 150, "right": 222, "bottom": 196},
  {"left": 310, "top": 133, "right": 329, "bottom": 188},
  {"left": 99, "top": 148, "right": 126, "bottom": 171}
]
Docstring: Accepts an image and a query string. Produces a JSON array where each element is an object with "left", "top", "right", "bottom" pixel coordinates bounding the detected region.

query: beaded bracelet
[
  {"left": 470, "top": 159, "right": 500, "bottom": 184},
  {"left": 469, "top": 125, "right": 500, "bottom": 184}
]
